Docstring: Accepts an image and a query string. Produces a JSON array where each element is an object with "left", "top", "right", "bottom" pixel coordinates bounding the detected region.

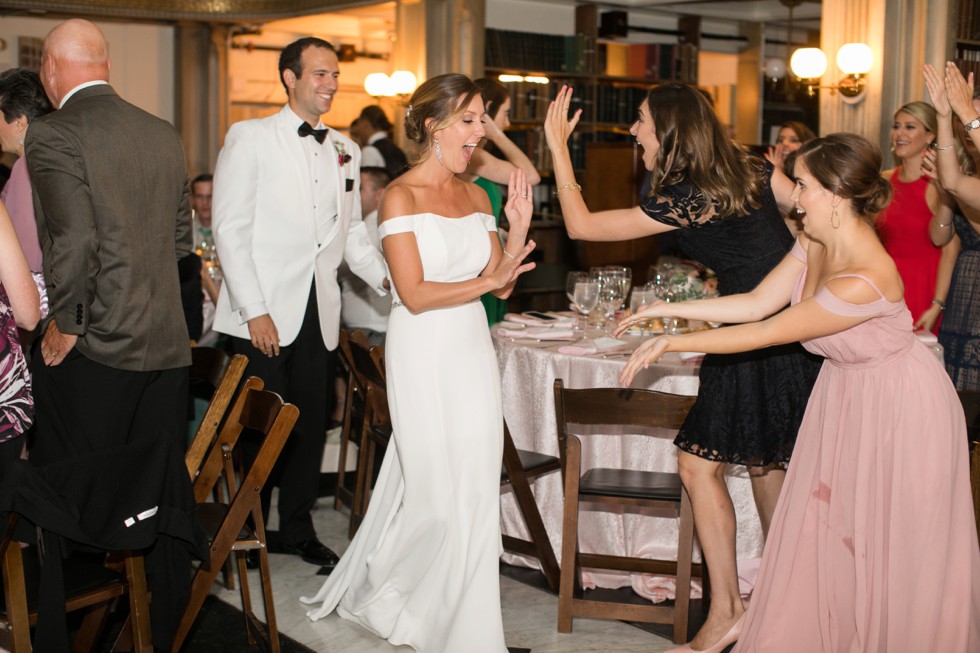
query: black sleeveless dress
[{"left": 640, "top": 161, "right": 822, "bottom": 466}]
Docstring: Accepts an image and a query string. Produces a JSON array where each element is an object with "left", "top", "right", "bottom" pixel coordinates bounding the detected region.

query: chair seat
[
  {"left": 579, "top": 469, "right": 683, "bottom": 501},
  {"left": 195, "top": 503, "right": 258, "bottom": 544},
  {"left": 501, "top": 449, "right": 560, "bottom": 481},
  {"left": 0, "top": 548, "right": 124, "bottom": 615}
]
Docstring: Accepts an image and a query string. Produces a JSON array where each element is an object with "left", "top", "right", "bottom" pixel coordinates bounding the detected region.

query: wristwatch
[{"left": 966, "top": 116, "right": 980, "bottom": 132}]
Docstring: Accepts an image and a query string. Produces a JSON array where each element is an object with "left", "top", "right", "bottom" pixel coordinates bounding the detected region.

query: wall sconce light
[
  {"left": 363, "top": 70, "right": 418, "bottom": 101},
  {"left": 497, "top": 74, "right": 550, "bottom": 85},
  {"left": 790, "top": 43, "right": 873, "bottom": 104}
]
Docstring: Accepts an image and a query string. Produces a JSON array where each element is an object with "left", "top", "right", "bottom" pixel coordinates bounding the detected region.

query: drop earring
[
  {"left": 434, "top": 138, "right": 443, "bottom": 165},
  {"left": 831, "top": 207, "right": 840, "bottom": 229}
]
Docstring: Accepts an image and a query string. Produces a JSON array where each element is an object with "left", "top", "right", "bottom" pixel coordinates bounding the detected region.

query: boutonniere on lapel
[{"left": 333, "top": 142, "right": 352, "bottom": 166}]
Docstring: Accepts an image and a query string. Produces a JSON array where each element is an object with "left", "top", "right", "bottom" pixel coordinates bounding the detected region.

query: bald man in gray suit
[{"left": 26, "top": 19, "right": 192, "bottom": 464}]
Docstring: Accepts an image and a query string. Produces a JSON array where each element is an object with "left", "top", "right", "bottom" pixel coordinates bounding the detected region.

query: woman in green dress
[{"left": 461, "top": 78, "right": 541, "bottom": 324}]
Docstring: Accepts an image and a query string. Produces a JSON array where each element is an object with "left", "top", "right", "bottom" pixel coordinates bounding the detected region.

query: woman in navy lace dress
[
  {"left": 544, "top": 83, "right": 821, "bottom": 652},
  {"left": 925, "top": 63, "right": 980, "bottom": 391}
]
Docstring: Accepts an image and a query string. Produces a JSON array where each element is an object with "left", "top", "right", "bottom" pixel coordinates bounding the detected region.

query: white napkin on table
[
  {"left": 498, "top": 326, "right": 577, "bottom": 340},
  {"left": 557, "top": 337, "right": 629, "bottom": 356},
  {"left": 503, "top": 312, "right": 576, "bottom": 328}
]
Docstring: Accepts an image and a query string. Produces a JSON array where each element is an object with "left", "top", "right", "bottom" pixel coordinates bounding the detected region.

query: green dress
[{"left": 473, "top": 177, "right": 509, "bottom": 325}]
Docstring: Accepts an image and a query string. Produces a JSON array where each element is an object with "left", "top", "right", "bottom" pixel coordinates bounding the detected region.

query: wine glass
[
  {"left": 573, "top": 280, "right": 599, "bottom": 317},
  {"left": 598, "top": 277, "right": 625, "bottom": 333},
  {"left": 629, "top": 286, "right": 655, "bottom": 335},
  {"left": 566, "top": 271, "right": 588, "bottom": 310}
]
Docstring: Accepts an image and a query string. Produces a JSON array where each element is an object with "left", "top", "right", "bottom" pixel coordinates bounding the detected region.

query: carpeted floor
[{"left": 96, "top": 595, "right": 316, "bottom": 653}]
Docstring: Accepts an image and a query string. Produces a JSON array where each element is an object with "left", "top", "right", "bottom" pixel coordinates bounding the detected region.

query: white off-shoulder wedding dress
[{"left": 301, "top": 212, "right": 508, "bottom": 653}]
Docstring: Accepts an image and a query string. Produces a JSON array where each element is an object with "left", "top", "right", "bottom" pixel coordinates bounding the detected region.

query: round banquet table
[{"left": 493, "top": 327, "right": 765, "bottom": 603}]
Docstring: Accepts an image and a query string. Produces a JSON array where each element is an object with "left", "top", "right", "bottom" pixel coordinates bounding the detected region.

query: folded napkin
[
  {"left": 499, "top": 326, "right": 577, "bottom": 340},
  {"left": 503, "top": 312, "right": 576, "bottom": 328},
  {"left": 557, "top": 336, "right": 629, "bottom": 356}
]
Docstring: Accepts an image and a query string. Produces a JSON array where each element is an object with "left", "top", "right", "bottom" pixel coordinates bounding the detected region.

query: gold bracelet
[
  {"left": 932, "top": 298, "right": 946, "bottom": 311},
  {"left": 553, "top": 182, "right": 582, "bottom": 197},
  {"left": 934, "top": 143, "right": 955, "bottom": 151}
]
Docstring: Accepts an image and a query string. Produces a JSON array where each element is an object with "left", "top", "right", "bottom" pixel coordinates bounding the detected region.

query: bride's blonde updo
[
  {"left": 795, "top": 133, "right": 893, "bottom": 226},
  {"left": 403, "top": 73, "right": 481, "bottom": 164}
]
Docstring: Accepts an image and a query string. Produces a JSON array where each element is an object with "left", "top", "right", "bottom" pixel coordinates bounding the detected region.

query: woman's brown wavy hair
[{"left": 644, "top": 83, "right": 766, "bottom": 218}]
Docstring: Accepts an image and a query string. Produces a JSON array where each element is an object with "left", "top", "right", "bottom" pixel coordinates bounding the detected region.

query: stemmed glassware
[
  {"left": 629, "top": 284, "right": 656, "bottom": 335},
  {"left": 566, "top": 271, "right": 588, "bottom": 310},
  {"left": 572, "top": 279, "right": 599, "bottom": 320}
]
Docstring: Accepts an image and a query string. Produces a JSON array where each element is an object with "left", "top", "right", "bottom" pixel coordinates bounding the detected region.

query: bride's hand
[
  {"left": 544, "top": 85, "right": 583, "bottom": 153},
  {"left": 504, "top": 169, "right": 533, "bottom": 236},
  {"left": 612, "top": 300, "right": 668, "bottom": 337},
  {"left": 488, "top": 240, "right": 536, "bottom": 290},
  {"left": 618, "top": 335, "right": 672, "bottom": 386}
]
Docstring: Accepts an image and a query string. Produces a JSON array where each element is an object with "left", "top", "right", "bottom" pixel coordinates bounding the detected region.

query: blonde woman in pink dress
[{"left": 618, "top": 133, "right": 980, "bottom": 652}]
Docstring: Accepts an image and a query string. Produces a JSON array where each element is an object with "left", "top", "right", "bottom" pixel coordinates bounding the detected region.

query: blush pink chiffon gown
[{"left": 733, "top": 241, "right": 980, "bottom": 652}]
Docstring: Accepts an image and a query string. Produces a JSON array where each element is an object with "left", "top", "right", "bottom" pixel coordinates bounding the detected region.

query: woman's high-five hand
[{"left": 544, "top": 85, "right": 583, "bottom": 152}]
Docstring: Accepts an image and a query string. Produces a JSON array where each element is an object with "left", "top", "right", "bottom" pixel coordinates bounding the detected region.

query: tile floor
[{"left": 209, "top": 493, "right": 680, "bottom": 653}]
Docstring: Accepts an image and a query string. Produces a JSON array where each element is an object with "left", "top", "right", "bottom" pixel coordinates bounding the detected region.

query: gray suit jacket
[{"left": 26, "top": 84, "right": 192, "bottom": 371}]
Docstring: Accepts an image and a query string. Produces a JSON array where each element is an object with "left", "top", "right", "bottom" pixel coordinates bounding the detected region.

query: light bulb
[
  {"left": 790, "top": 48, "right": 827, "bottom": 80},
  {"left": 837, "top": 43, "right": 873, "bottom": 76}
]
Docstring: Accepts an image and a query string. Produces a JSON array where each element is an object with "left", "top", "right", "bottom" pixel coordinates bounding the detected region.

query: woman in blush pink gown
[{"left": 618, "top": 133, "right": 980, "bottom": 653}]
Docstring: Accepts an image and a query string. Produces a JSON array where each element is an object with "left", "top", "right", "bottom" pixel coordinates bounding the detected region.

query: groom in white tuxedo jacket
[{"left": 212, "top": 37, "right": 387, "bottom": 567}]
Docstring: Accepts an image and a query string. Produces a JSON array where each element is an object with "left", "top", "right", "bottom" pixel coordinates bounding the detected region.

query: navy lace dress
[
  {"left": 639, "top": 161, "right": 822, "bottom": 466},
  {"left": 938, "top": 210, "right": 980, "bottom": 391}
]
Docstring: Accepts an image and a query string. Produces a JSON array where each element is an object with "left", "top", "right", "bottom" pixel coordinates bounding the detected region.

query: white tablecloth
[{"left": 493, "top": 329, "right": 764, "bottom": 602}]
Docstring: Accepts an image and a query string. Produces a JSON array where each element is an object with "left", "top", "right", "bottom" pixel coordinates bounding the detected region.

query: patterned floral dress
[{"left": 0, "top": 283, "right": 33, "bottom": 440}]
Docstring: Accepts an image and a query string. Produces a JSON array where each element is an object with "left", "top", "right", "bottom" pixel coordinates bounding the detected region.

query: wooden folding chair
[
  {"left": 958, "top": 389, "right": 980, "bottom": 545},
  {"left": 335, "top": 329, "right": 366, "bottom": 512},
  {"left": 185, "top": 348, "right": 248, "bottom": 479},
  {"left": 348, "top": 338, "right": 391, "bottom": 539},
  {"left": 500, "top": 422, "right": 562, "bottom": 591},
  {"left": 0, "top": 514, "right": 152, "bottom": 653},
  {"left": 553, "top": 379, "right": 700, "bottom": 644},
  {"left": 169, "top": 380, "right": 299, "bottom": 653}
]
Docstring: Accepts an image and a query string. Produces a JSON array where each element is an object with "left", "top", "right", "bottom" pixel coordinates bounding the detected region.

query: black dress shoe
[{"left": 280, "top": 538, "right": 340, "bottom": 567}]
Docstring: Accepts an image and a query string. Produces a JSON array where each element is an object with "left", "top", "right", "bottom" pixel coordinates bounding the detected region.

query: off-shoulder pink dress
[{"left": 733, "top": 241, "right": 980, "bottom": 652}]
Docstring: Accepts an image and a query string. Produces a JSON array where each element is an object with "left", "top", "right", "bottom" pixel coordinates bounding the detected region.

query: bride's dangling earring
[{"left": 434, "top": 137, "right": 443, "bottom": 165}]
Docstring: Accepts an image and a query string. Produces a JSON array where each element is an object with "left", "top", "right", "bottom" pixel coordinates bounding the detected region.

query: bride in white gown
[{"left": 301, "top": 74, "right": 537, "bottom": 653}]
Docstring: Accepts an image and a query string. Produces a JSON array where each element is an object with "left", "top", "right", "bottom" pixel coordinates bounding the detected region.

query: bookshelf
[
  {"left": 954, "top": 0, "right": 980, "bottom": 79},
  {"left": 484, "top": 4, "right": 699, "bottom": 308}
]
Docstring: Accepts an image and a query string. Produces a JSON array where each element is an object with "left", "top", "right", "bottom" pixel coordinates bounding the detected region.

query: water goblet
[
  {"left": 566, "top": 271, "right": 588, "bottom": 310},
  {"left": 573, "top": 280, "right": 599, "bottom": 317}
]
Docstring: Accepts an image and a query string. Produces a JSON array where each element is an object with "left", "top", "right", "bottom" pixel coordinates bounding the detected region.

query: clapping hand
[
  {"left": 612, "top": 300, "right": 668, "bottom": 337},
  {"left": 544, "top": 85, "right": 583, "bottom": 152},
  {"left": 618, "top": 335, "right": 672, "bottom": 385},
  {"left": 924, "top": 64, "right": 952, "bottom": 118},
  {"left": 944, "top": 62, "right": 976, "bottom": 122}
]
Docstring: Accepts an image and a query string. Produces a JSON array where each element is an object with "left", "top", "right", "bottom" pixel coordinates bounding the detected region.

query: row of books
[
  {"left": 485, "top": 29, "right": 591, "bottom": 73},
  {"left": 954, "top": 57, "right": 980, "bottom": 84},
  {"left": 508, "top": 128, "right": 587, "bottom": 172},
  {"left": 597, "top": 42, "right": 696, "bottom": 83},
  {"left": 957, "top": 0, "right": 980, "bottom": 41},
  {"left": 502, "top": 80, "right": 590, "bottom": 122},
  {"left": 592, "top": 86, "right": 649, "bottom": 125}
]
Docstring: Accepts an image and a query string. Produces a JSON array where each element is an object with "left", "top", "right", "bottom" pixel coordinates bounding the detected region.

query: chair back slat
[{"left": 185, "top": 349, "right": 248, "bottom": 479}]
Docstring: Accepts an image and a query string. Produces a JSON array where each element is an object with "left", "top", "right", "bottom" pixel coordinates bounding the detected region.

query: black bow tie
[{"left": 298, "top": 122, "right": 328, "bottom": 144}]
